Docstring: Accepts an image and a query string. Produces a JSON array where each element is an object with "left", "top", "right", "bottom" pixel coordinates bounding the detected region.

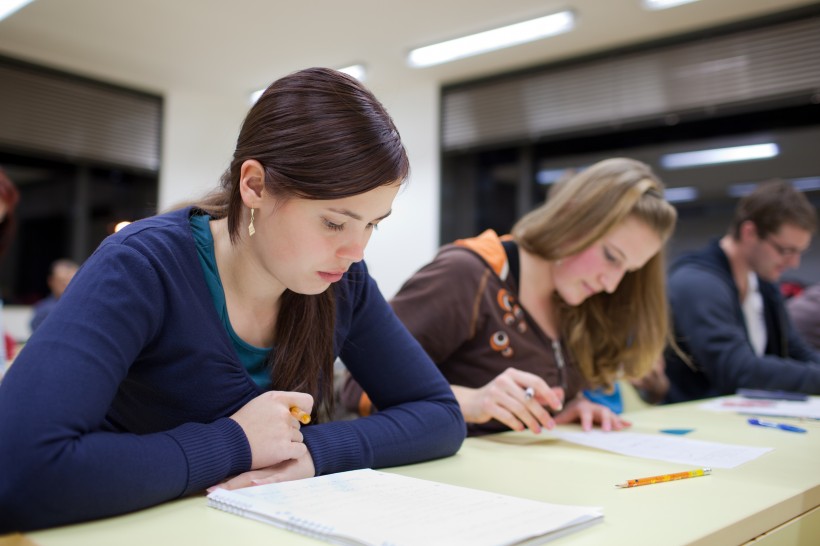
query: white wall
[
  {"left": 364, "top": 79, "right": 442, "bottom": 299},
  {"left": 158, "top": 79, "right": 443, "bottom": 301},
  {"left": 159, "top": 89, "right": 249, "bottom": 211}
]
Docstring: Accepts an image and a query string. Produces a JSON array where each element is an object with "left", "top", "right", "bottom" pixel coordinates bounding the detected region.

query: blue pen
[{"left": 747, "top": 418, "right": 807, "bottom": 433}]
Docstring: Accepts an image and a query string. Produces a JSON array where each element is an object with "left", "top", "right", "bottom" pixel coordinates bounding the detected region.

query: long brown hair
[
  {"left": 512, "top": 158, "right": 677, "bottom": 389},
  {"left": 0, "top": 168, "right": 20, "bottom": 259},
  {"left": 197, "top": 68, "right": 410, "bottom": 419}
]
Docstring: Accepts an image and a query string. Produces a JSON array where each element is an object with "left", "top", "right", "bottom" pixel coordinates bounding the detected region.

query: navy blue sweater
[
  {"left": 0, "top": 208, "right": 465, "bottom": 532},
  {"left": 664, "top": 239, "right": 820, "bottom": 403}
]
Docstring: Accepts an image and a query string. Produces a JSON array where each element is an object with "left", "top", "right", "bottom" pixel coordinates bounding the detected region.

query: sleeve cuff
[{"left": 167, "top": 417, "right": 251, "bottom": 493}]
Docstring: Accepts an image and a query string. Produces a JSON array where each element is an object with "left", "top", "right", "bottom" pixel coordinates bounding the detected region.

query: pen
[
  {"left": 747, "top": 418, "right": 806, "bottom": 433},
  {"left": 290, "top": 406, "right": 311, "bottom": 425},
  {"left": 615, "top": 468, "right": 711, "bottom": 488},
  {"left": 524, "top": 386, "right": 535, "bottom": 401}
]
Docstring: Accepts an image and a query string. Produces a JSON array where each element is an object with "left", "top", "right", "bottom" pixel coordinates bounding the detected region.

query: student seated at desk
[
  {"left": 29, "top": 258, "right": 80, "bottom": 333},
  {"left": 342, "top": 158, "right": 678, "bottom": 435},
  {"left": 663, "top": 180, "right": 820, "bottom": 402},
  {"left": 0, "top": 68, "right": 465, "bottom": 533}
]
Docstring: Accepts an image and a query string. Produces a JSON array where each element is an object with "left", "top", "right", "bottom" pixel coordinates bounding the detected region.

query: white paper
[
  {"left": 553, "top": 431, "right": 771, "bottom": 468},
  {"left": 699, "top": 396, "right": 820, "bottom": 420}
]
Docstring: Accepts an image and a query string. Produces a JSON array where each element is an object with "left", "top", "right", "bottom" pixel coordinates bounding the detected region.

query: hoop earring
[{"left": 248, "top": 208, "right": 256, "bottom": 237}]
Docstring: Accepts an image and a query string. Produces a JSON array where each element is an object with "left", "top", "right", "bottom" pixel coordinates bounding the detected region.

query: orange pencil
[
  {"left": 290, "top": 406, "right": 311, "bottom": 425},
  {"left": 616, "top": 468, "right": 711, "bottom": 488}
]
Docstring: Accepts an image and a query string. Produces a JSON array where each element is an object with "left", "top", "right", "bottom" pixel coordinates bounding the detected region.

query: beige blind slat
[
  {"left": 443, "top": 17, "right": 820, "bottom": 150},
  {"left": 0, "top": 60, "right": 161, "bottom": 172}
]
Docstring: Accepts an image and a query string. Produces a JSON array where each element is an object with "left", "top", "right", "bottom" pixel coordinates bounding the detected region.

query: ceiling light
[
  {"left": 407, "top": 11, "right": 575, "bottom": 68},
  {"left": 791, "top": 176, "right": 820, "bottom": 192},
  {"left": 249, "top": 88, "right": 264, "bottom": 105},
  {"left": 0, "top": 0, "right": 34, "bottom": 22},
  {"left": 729, "top": 177, "right": 820, "bottom": 198},
  {"left": 727, "top": 182, "right": 758, "bottom": 198},
  {"left": 660, "top": 143, "right": 779, "bottom": 170},
  {"left": 338, "top": 64, "right": 366, "bottom": 81},
  {"left": 249, "top": 64, "right": 367, "bottom": 105},
  {"left": 536, "top": 168, "right": 572, "bottom": 185},
  {"left": 663, "top": 186, "right": 699, "bottom": 203},
  {"left": 642, "top": 0, "right": 700, "bottom": 10}
]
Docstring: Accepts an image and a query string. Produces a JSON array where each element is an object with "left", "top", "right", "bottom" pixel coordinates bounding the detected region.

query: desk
[{"left": 22, "top": 398, "right": 820, "bottom": 546}]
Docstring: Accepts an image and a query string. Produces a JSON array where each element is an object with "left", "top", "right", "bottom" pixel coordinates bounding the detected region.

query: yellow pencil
[
  {"left": 289, "top": 406, "right": 311, "bottom": 425},
  {"left": 616, "top": 468, "right": 711, "bottom": 488}
]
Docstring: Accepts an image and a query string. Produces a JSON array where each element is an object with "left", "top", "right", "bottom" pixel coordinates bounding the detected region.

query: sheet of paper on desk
[
  {"left": 553, "top": 431, "right": 771, "bottom": 468},
  {"left": 699, "top": 396, "right": 820, "bottom": 420}
]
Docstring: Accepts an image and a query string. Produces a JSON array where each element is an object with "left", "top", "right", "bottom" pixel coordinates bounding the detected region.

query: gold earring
[{"left": 248, "top": 208, "right": 256, "bottom": 237}]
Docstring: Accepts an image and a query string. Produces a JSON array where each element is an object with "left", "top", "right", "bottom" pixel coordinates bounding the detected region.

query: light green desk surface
[{"left": 23, "top": 398, "right": 820, "bottom": 546}]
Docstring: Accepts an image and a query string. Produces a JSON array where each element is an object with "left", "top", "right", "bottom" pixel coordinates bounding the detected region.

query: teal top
[{"left": 190, "top": 214, "right": 272, "bottom": 388}]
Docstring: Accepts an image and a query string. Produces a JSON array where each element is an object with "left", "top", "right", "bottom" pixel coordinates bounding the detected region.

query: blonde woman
[{"left": 343, "top": 157, "right": 677, "bottom": 435}]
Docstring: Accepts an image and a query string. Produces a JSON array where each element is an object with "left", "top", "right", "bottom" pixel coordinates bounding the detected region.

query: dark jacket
[{"left": 664, "top": 239, "right": 820, "bottom": 403}]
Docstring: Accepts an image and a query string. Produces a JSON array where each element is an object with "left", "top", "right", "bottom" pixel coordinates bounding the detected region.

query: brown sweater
[{"left": 342, "top": 230, "right": 585, "bottom": 435}]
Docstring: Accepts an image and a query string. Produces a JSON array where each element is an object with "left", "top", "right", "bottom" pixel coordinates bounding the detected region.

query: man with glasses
[{"left": 663, "top": 179, "right": 820, "bottom": 402}]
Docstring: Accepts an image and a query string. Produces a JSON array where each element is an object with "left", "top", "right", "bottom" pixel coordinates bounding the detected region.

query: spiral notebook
[{"left": 207, "top": 468, "right": 603, "bottom": 546}]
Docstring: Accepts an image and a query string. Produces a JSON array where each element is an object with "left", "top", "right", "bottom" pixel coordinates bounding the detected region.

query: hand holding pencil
[
  {"left": 229, "top": 390, "right": 314, "bottom": 469},
  {"left": 454, "top": 368, "right": 564, "bottom": 434}
]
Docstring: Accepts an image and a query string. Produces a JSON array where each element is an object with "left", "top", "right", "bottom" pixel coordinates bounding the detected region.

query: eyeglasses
[{"left": 764, "top": 237, "right": 805, "bottom": 258}]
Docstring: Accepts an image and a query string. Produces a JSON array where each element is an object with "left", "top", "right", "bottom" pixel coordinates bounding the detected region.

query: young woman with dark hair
[{"left": 0, "top": 68, "right": 465, "bottom": 532}]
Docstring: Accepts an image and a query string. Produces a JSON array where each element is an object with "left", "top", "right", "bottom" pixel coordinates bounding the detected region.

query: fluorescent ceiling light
[
  {"left": 727, "top": 182, "right": 757, "bottom": 198},
  {"left": 0, "top": 0, "right": 34, "bottom": 21},
  {"left": 661, "top": 143, "right": 779, "bottom": 170},
  {"left": 663, "top": 186, "right": 699, "bottom": 203},
  {"left": 536, "top": 165, "right": 589, "bottom": 185},
  {"left": 338, "top": 64, "right": 366, "bottom": 81},
  {"left": 250, "top": 64, "right": 366, "bottom": 105},
  {"left": 249, "top": 88, "right": 264, "bottom": 105},
  {"left": 536, "top": 168, "right": 571, "bottom": 185},
  {"left": 791, "top": 176, "right": 820, "bottom": 192},
  {"left": 729, "top": 177, "right": 820, "bottom": 198},
  {"left": 642, "top": 0, "right": 700, "bottom": 10},
  {"left": 408, "top": 11, "right": 575, "bottom": 68}
]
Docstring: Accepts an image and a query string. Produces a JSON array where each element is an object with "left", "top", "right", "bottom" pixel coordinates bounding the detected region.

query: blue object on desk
[
  {"left": 660, "top": 428, "right": 694, "bottom": 435},
  {"left": 747, "top": 418, "right": 807, "bottom": 433},
  {"left": 583, "top": 384, "right": 623, "bottom": 414}
]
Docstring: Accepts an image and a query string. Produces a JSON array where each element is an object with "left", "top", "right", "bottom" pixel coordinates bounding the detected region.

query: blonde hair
[{"left": 512, "top": 157, "right": 677, "bottom": 388}]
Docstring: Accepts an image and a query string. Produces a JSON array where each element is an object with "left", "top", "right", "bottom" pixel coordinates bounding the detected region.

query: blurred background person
[
  {"left": 664, "top": 180, "right": 820, "bottom": 402},
  {"left": 0, "top": 167, "right": 21, "bottom": 375},
  {"left": 29, "top": 258, "right": 80, "bottom": 333},
  {"left": 786, "top": 282, "right": 820, "bottom": 351}
]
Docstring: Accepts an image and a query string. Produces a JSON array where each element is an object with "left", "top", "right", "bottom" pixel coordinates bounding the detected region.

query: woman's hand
[
  {"left": 553, "top": 395, "right": 631, "bottom": 431},
  {"left": 453, "top": 367, "right": 564, "bottom": 433},
  {"left": 229, "top": 390, "right": 313, "bottom": 469},
  {"left": 211, "top": 451, "right": 316, "bottom": 491}
]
